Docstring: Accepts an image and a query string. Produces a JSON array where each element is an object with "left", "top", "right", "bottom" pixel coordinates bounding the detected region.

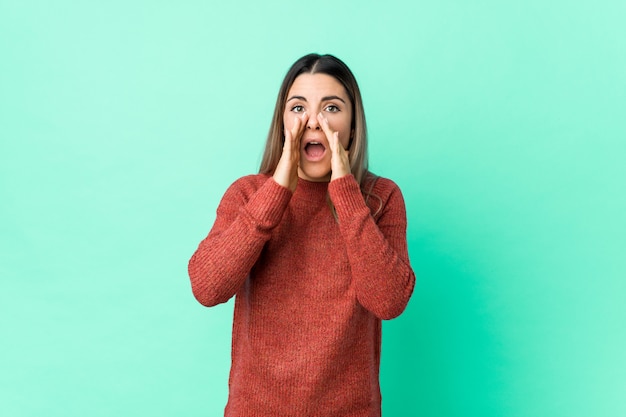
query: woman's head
[{"left": 259, "top": 54, "right": 369, "bottom": 186}]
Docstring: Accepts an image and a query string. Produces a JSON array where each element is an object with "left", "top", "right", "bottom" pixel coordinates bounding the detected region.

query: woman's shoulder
[
  {"left": 230, "top": 173, "right": 271, "bottom": 189},
  {"left": 362, "top": 172, "right": 402, "bottom": 197},
  {"left": 221, "top": 173, "right": 272, "bottom": 201},
  {"left": 361, "top": 172, "right": 406, "bottom": 218}
]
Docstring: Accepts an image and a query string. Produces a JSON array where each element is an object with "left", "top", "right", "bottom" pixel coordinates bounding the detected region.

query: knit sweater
[{"left": 188, "top": 173, "right": 415, "bottom": 417}]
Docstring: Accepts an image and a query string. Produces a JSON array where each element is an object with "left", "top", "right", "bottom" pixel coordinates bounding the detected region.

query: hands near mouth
[
  {"left": 273, "top": 113, "right": 350, "bottom": 192},
  {"left": 273, "top": 115, "right": 306, "bottom": 192},
  {"left": 318, "top": 112, "right": 350, "bottom": 182}
]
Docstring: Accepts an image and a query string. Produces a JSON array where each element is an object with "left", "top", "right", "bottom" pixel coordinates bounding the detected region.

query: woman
[{"left": 188, "top": 53, "right": 415, "bottom": 416}]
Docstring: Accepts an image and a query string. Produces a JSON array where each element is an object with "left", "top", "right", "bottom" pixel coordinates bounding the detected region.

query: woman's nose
[{"left": 306, "top": 113, "right": 321, "bottom": 130}]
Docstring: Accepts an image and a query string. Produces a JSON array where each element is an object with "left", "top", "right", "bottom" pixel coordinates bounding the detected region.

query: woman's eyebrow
[
  {"left": 287, "top": 95, "right": 307, "bottom": 102},
  {"left": 286, "top": 95, "right": 346, "bottom": 103},
  {"left": 321, "top": 95, "right": 346, "bottom": 104}
]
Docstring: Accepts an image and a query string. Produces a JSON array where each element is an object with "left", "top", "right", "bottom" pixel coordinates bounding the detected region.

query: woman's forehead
[{"left": 287, "top": 73, "right": 349, "bottom": 100}]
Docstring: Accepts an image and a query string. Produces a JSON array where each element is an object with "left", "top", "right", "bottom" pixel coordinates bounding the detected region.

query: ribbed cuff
[
  {"left": 328, "top": 174, "right": 369, "bottom": 221},
  {"left": 244, "top": 177, "right": 293, "bottom": 230}
]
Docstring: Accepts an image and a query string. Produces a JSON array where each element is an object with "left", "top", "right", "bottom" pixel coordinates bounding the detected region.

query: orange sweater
[{"left": 188, "top": 174, "right": 415, "bottom": 416}]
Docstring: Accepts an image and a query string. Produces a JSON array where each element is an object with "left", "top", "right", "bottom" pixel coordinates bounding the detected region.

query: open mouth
[{"left": 304, "top": 142, "right": 326, "bottom": 158}]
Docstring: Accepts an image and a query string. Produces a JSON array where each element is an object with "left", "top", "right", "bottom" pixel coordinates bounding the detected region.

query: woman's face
[{"left": 283, "top": 73, "right": 353, "bottom": 182}]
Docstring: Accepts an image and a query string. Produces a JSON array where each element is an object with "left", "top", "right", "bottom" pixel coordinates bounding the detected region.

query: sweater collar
[{"left": 293, "top": 178, "right": 329, "bottom": 201}]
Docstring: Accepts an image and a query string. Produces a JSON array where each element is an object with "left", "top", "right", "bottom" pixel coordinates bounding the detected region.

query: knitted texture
[{"left": 188, "top": 173, "right": 415, "bottom": 417}]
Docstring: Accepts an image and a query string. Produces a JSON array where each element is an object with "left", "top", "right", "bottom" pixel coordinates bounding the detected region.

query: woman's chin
[{"left": 297, "top": 165, "right": 331, "bottom": 182}]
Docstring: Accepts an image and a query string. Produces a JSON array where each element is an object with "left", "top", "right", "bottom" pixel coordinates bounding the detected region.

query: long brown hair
[{"left": 259, "top": 53, "right": 371, "bottom": 188}]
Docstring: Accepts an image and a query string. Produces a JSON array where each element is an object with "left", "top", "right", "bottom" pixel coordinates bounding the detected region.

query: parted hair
[{"left": 259, "top": 53, "right": 370, "bottom": 188}]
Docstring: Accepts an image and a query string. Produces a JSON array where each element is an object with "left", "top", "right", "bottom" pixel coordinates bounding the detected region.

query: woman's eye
[
  {"left": 291, "top": 105, "right": 305, "bottom": 113},
  {"left": 325, "top": 105, "right": 339, "bottom": 113}
]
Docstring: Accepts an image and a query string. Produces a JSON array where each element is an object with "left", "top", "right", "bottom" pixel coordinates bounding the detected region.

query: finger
[
  {"left": 318, "top": 113, "right": 346, "bottom": 155},
  {"left": 291, "top": 114, "right": 308, "bottom": 149},
  {"left": 290, "top": 116, "right": 301, "bottom": 139},
  {"left": 331, "top": 131, "right": 340, "bottom": 154},
  {"left": 293, "top": 113, "right": 308, "bottom": 140},
  {"left": 283, "top": 126, "right": 292, "bottom": 152},
  {"left": 291, "top": 118, "right": 305, "bottom": 159},
  {"left": 289, "top": 117, "right": 303, "bottom": 155},
  {"left": 317, "top": 113, "right": 335, "bottom": 144}
]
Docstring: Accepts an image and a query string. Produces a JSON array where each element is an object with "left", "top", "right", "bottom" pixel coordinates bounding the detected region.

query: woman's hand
[
  {"left": 319, "top": 113, "right": 350, "bottom": 181},
  {"left": 273, "top": 114, "right": 307, "bottom": 192}
]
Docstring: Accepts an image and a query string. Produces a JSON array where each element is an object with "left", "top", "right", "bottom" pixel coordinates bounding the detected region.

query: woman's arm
[
  {"left": 328, "top": 175, "right": 416, "bottom": 320},
  {"left": 187, "top": 176, "right": 292, "bottom": 306}
]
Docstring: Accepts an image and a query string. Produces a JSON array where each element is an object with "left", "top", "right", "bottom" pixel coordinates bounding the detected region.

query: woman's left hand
[{"left": 318, "top": 113, "right": 350, "bottom": 181}]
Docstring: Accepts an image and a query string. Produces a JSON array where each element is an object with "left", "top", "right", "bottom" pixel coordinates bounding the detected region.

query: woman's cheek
[
  {"left": 283, "top": 113, "right": 295, "bottom": 130},
  {"left": 330, "top": 125, "right": 348, "bottom": 146}
]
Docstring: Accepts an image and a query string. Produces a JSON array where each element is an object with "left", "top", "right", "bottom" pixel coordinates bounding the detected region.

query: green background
[{"left": 1, "top": 0, "right": 625, "bottom": 416}]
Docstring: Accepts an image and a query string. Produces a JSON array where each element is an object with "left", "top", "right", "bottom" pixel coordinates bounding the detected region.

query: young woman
[{"left": 188, "top": 53, "right": 415, "bottom": 416}]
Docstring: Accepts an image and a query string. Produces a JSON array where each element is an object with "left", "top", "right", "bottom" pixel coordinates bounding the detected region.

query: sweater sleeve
[
  {"left": 328, "top": 174, "right": 416, "bottom": 320},
  {"left": 188, "top": 176, "right": 292, "bottom": 307}
]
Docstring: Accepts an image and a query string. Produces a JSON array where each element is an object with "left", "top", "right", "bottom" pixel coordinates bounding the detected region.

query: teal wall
[{"left": 1, "top": 1, "right": 624, "bottom": 416}]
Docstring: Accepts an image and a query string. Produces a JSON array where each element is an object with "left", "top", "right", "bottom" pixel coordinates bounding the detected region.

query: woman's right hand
[{"left": 273, "top": 114, "right": 308, "bottom": 192}]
